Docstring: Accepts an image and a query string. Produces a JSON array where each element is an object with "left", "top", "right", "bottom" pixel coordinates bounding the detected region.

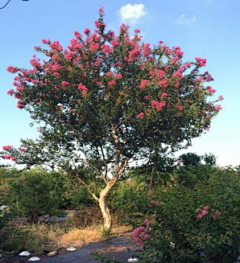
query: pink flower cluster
[
  {"left": 7, "top": 89, "right": 14, "bottom": 95},
  {"left": 1, "top": 155, "right": 17, "bottom": 161},
  {"left": 195, "top": 57, "right": 207, "bottom": 67},
  {"left": 214, "top": 105, "right": 222, "bottom": 111},
  {"left": 151, "top": 100, "right": 166, "bottom": 111},
  {"left": 137, "top": 112, "right": 145, "bottom": 119},
  {"left": 7, "top": 66, "right": 18, "bottom": 73},
  {"left": 62, "top": 81, "right": 69, "bottom": 86},
  {"left": 78, "top": 83, "right": 88, "bottom": 97},
  {"left": 19, "top": 148, "right": 26, "bottom": 152},
  {"left": 207, "top": 86, "right": 216, "bottom": 94},
  {"left": 160, "top": 92, "right": 168, "bottom": 100},
  {"left": 133, "top": 219, "right": 150, "bottom": 248},
  {"left": 150, "top": 200, "right": 160, "bottom": 205},
  {"left": 2, "top": 156, "right": 11, "bottom": 159},
  {"left": 139, "top": 79, "right": 150, "bottom": 90},
  {"left": 195, "top": 206, "right": 221, "bottom": 220},
  {"left": 128, "top": 48, "right": 141, "bottom": 62},
  {"left": 2, "top": 145, "right": 13, "bottom": 151}
]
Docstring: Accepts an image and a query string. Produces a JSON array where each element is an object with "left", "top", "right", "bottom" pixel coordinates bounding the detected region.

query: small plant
[
  {"left": 91, "top": 252, "right": 125, "bottom": 263},
  {"left": 101, "top": 226, "right": 111, "bottom": 238}
]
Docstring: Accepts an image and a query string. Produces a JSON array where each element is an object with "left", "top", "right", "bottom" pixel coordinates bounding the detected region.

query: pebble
[
  {"left": 128, "top": 258, "right": 139, "bottom": 262},
  {"left": 28, "top": 256, "right": 41, "bottom": 261},
  {"left": 47, "top": 250, "right": 58, "bottom": 257},
  {"left": 19, "top": 251, "right": 31, "bottom": 256},
  {"left": 66, "top": 247, "right": 77, "bottom": 251}
]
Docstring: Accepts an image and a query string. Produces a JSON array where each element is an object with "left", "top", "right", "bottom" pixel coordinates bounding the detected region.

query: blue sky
[{"left": 0, "top": 0, "right": 239, "bottom": 167}]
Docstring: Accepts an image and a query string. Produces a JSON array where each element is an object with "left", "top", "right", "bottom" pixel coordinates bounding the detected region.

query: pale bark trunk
[
  {"left": 99, "top": 187, "right": 112, "bottom": 232},
  {"left": 98, "top": 176, "right": 118, "bottom": 232}
]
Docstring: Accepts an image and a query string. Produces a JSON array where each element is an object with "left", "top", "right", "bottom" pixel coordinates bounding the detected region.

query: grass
[{"left": 59, "top": 225, "right": 131, "bottom": 247}]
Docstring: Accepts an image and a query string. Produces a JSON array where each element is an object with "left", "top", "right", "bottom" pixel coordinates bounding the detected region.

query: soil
[{"left": 0, "top": 231, "right": 137, "bottom": 263}]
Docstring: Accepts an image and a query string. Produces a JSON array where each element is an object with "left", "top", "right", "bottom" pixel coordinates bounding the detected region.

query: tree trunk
[
  {"left": 99, "top": 190, "right": 112, "bottom": 232},
  {"left": 142, "top": 175, "right": 147, "bottom": 192},
  {"left": 98, "top": 181, "right": 115, "bottom": 233},
  {"left": 149, "top": 166, "right": 155, "bottom": 191}
]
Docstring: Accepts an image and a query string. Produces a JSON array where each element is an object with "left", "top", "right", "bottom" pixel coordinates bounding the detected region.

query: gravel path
[
  {"left": 0, "top": 232, "right": 136, "bottom": 263},
  {"left": 41, "top": 232, "right": 135, "bottom": 263}
]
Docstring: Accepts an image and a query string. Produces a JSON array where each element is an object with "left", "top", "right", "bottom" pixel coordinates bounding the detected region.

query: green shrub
[
  {"left": 0, "top": 174, "right": 20, "bottom": 252},
  {"left": 10, "top": 168, "right": 63, "bottom": 222}
]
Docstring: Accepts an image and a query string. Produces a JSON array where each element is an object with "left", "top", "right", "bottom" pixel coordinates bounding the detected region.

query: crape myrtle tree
[{"left": 1, "top": 7, "right": 223, "bottom": 232}]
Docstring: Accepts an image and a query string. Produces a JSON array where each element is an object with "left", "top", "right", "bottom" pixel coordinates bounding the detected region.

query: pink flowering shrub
[
  {"left": 133, "top": 223, "right": 149, "bottom": 248},
  {"left": 126, "top": 167, "right": 240, "bottom": 263},
  {"left": 195, "top": 206, "right": 221, "bottom": 220}
]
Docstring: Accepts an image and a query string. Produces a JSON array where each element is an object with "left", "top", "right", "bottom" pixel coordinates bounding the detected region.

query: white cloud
[
  {"left": 118, "top": 3, "right": 147, "bottom": 24},
  {"left": 178, "top": 14, "right": 196, "bottom": 25}
]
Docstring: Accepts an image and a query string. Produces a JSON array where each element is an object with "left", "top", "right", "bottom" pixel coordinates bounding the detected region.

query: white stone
[
  {"left": 170, "top": 242, "right": 175, "bottom": 248},
  {"left": 66, "top": 247, "right": 76, "bottom": 251},
  {"left": 47, "top": 250, "right": 58, "bottom": 257},
  {"left": 0, "top": 205, "right": 8, "bottom": 210},
  {"left": 19, "top": 251, "right": 31, "bottom": 256},
  {"left": 128, "top": 259, "right": 138, "bottom": 263},
  {"left": 28, "top": 256, "right": 41, "bottom": 261}
]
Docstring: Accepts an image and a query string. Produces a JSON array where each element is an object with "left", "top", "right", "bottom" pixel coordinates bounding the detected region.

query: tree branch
[
  {"left": 75, "top": 176, "right": 99, "bottom": 202},
  {"left": 99, "top": 145, "right": 108, "bottom": 185},
  {"left": 73, "top": 152, "right": 101, "bottom": 175},
  {"left": 117, "top": 157, "right": 129, "bottom": 176}
]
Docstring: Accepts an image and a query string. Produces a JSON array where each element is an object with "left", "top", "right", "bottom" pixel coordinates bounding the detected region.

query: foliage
[{"left": 128, "top": 167, "right": 240, "bottom": 263}]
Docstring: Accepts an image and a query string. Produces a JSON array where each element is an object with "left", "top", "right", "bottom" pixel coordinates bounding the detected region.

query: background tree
[
  {"left": 176, "top": 152, "right": 218, "bottom": 188},
  {"left": 179, "top": 152, "right": 202, "bottom": 166},
  {"left": 126, "top": 155, "right": 176, "bottom": 191},
  {"left": 203, "top": 153, "right": 217, "bottom": 166},
  {"left": 1, "top": 7, "right": 222, "bottom": 232}
]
